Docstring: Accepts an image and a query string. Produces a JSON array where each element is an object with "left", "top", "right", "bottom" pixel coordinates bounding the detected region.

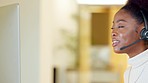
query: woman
[{"left": 111, "top": 0, "right": 148, "bottom": 83}]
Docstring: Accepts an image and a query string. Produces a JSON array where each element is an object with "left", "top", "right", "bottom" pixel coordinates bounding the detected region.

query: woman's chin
[{"left": 113, "top": 47, "right": 124, "bottom": 53}]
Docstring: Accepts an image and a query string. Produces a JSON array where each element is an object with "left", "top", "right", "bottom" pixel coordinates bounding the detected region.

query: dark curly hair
[{"left": 120, "top": 0, "right": 148, "bottom": 48}]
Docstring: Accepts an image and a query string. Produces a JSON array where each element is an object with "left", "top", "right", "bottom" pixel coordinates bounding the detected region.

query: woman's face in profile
[{"left": 111, "top": 9, "right": 140, "bottom": 54}]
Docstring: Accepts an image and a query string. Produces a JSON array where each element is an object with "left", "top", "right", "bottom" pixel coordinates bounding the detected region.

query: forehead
[{"left": 113, "top": 9, "right": 137, "bottom": 23}]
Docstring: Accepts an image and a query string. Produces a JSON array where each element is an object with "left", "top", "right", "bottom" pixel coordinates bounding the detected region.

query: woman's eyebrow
[
  {"left": 117, "top": 19, "right": 127, "bottom": 23},
  {"left": 113, "top": 19, "right": 127, "bottom": 23}
]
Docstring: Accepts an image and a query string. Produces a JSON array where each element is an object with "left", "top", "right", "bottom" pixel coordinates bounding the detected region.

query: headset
[
  {"left": 120, "top": 10, "right": 148, "bottom": 50},
  {"left": 140, "top": 10, "right": 148, "bottom": 40}
]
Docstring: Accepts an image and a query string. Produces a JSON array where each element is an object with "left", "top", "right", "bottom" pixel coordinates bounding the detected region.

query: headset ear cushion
[{"left": 140, "top": 28, "right": 148, "bottom": 40}]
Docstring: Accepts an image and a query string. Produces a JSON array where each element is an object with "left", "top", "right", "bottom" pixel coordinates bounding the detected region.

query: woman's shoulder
[{"left": 144, "top": 61, "right": 148, "bottom": 70}]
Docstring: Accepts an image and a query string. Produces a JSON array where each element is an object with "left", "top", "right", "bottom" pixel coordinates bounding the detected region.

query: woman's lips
[{"left": 112, "top": 40, "right": 120, "bottom": 47}]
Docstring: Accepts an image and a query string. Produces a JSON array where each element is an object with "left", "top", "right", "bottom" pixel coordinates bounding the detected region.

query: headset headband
[{"left": 140, "top": 10, "right": 148, "bottom": 30}]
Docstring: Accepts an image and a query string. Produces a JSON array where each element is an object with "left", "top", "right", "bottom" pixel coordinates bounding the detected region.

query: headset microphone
[{"left": 120, "top": 38, "right": 144, "bottom": 50}]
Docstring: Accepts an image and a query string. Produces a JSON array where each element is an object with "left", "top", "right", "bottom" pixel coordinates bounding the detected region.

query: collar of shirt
[{"left": 128, "top": 49, "right": 148, "bottom": 68}]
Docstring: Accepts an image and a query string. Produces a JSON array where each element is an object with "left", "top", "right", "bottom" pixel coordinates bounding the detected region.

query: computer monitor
[{"left": 0, "top": 3, "right": 20, "bottom": 83}]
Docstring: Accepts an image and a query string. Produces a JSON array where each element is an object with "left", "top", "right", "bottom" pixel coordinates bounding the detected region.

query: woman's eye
[{"left": 118, "top": 26, "right": 124, "bottom": 28}]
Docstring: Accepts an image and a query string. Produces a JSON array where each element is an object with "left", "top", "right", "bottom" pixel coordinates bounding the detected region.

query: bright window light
[{"left": 76, "top": 0, "right": 127, "bottom": 5}]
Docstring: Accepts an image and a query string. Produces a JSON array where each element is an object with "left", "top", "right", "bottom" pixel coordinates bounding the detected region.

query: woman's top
[{"left": 124, "top": 49, "right": 148, "bottom": 83}]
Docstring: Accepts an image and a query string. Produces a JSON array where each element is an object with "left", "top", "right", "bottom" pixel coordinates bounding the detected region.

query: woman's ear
[{"left": 137, "top": 23, "right": 145, "bottom": 34}]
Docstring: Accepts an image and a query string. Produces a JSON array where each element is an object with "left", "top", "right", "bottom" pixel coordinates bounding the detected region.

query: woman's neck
[{"left": 127, "top": 46, "right": 146, "bottom": 58}]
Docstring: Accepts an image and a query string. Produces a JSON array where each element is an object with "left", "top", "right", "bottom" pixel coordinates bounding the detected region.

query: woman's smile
[{"left": 112, "top": 39, "right": 120, "bottom": 47}]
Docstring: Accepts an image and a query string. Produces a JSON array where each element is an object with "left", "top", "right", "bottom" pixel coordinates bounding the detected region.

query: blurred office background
[
  {"left": 0, "top": 0, "right": 128, "bottom": 83},
  {"left": 52, "top": 0, "right": 128, "bottom": 83},
  {"left": 52, "top": 0, "right": 129, "bottom": 83}
]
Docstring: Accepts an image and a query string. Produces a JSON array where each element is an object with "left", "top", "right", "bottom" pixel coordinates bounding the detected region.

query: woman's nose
[{"left": 112, "top": 32, "right": 117, "bottom": 37}]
